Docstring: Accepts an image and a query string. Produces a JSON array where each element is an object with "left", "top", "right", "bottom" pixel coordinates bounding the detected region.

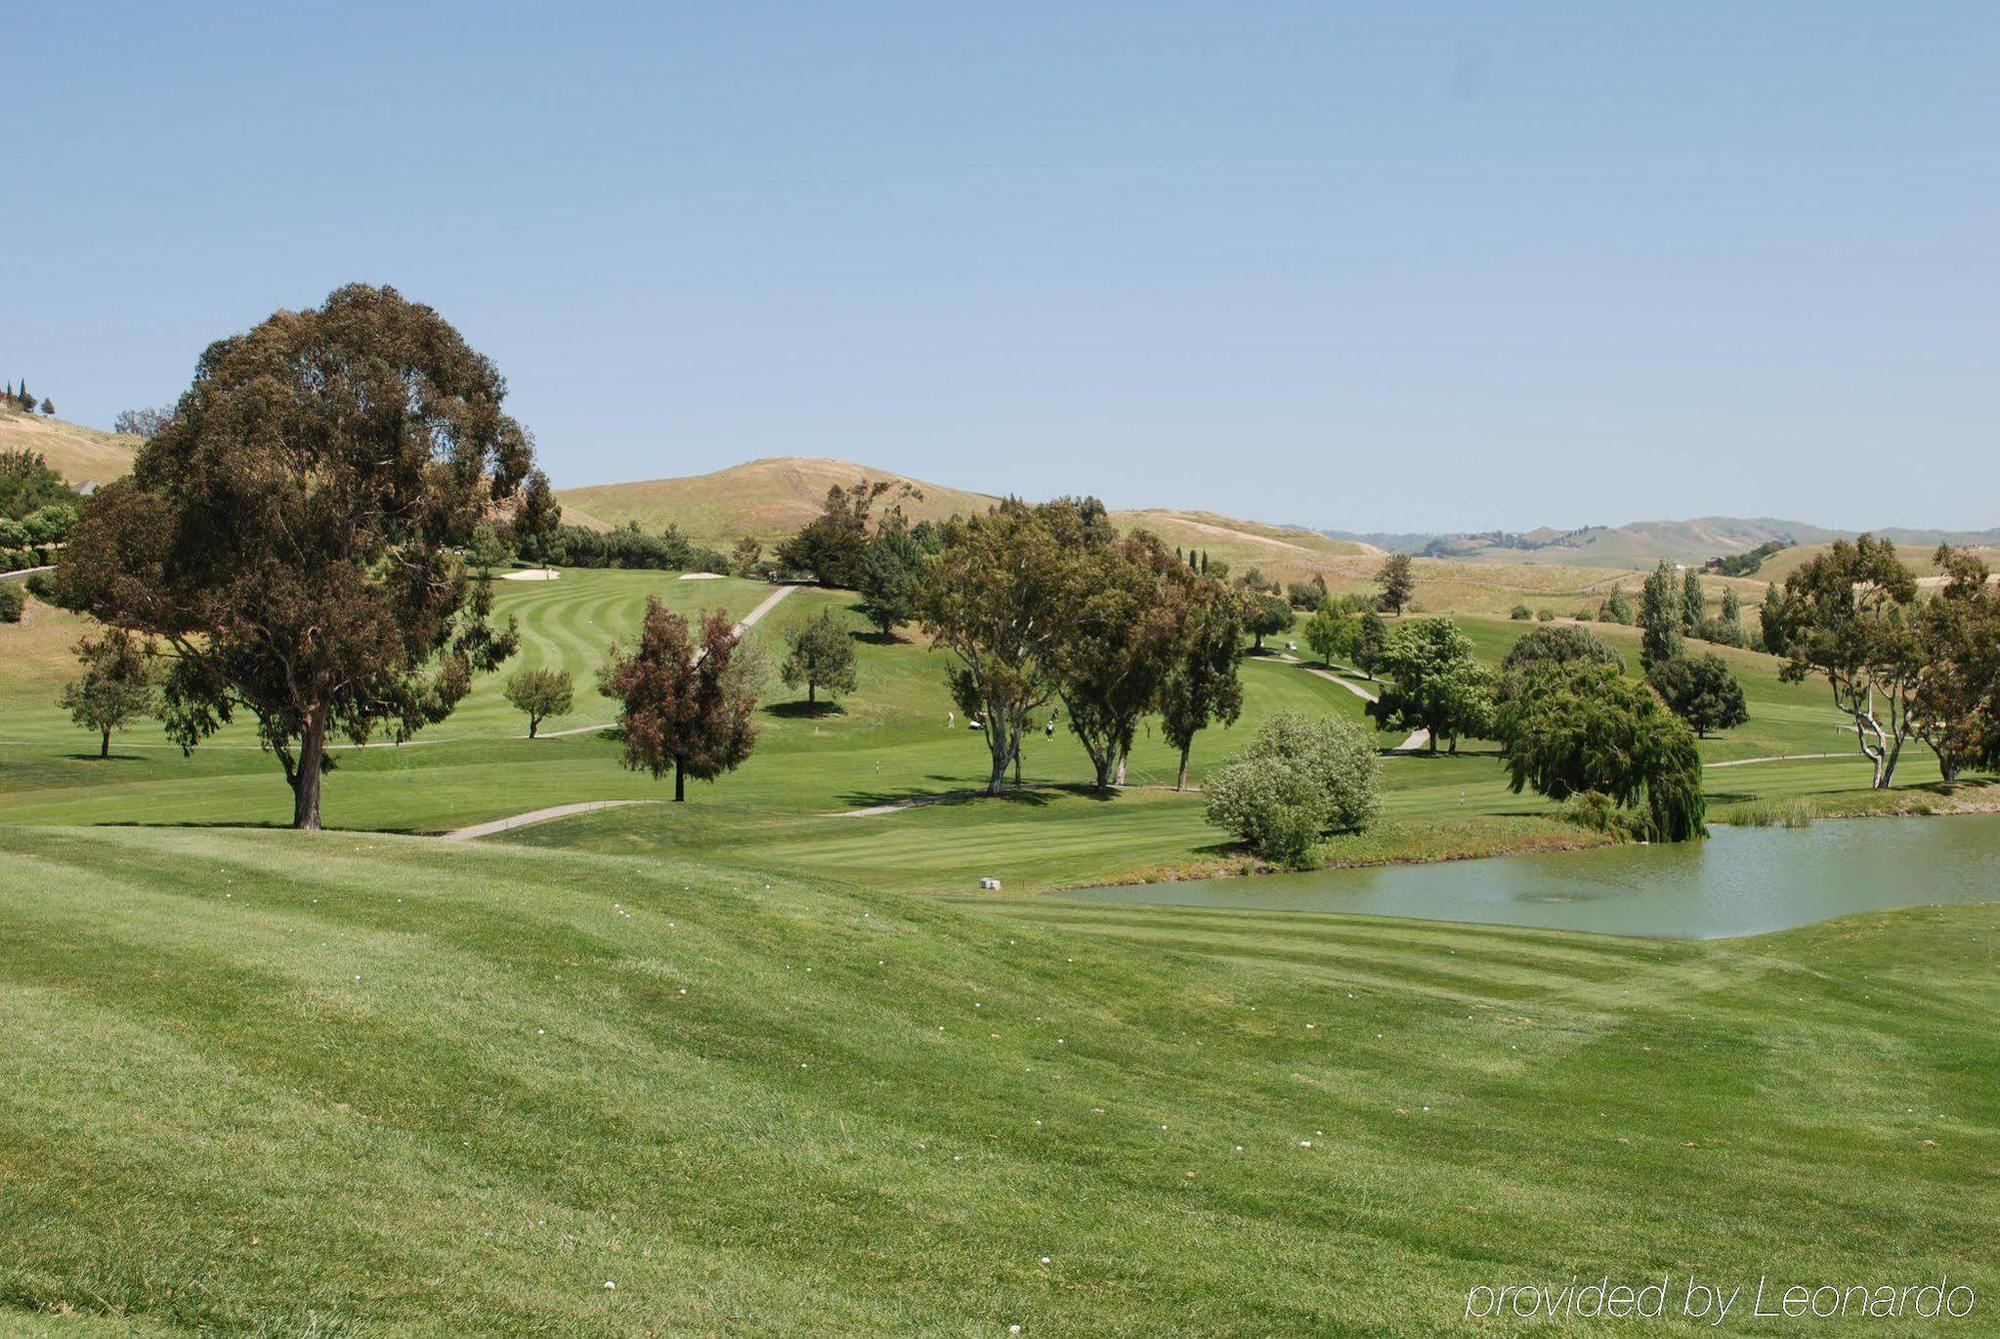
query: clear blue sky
[{"left": 9, "top": 2, "right": 1996, "bottom": 532}]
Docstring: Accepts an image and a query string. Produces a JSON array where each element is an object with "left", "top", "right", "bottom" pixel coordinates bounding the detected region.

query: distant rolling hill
[
  {"left": 557, "top": 457, "right": 1379, "bottom": 582},
  {"left": 556, "top": 456, "right": 999, "bottom": 544},
  {"left": 1333, "top": 516, "right": 2000, "bottom": 570},
  {"left": 0, "top": 407, "right": 137, "bottom": 488}
]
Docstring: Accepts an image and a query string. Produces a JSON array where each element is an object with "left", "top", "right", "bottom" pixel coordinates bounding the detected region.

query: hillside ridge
[{"left": 0, "top": 406, "right": 138, "bottom": 488}]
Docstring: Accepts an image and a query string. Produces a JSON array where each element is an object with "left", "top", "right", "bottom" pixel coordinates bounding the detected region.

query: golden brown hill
[
  {"left": 556, "top": 457, "right": 996, "bottom": 545},
  {"left": 556, "top": 457, "right": 1378, "bottom": 583},
  {"left": 0, "top": 407, "right": 137, "bottom": 487}
]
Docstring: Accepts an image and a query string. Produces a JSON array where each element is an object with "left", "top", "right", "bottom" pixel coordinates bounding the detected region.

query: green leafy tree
[
  {"left": 1758, "top": 582, "right": 1790, "bottom": 655},
  {"left": 1, "top": 448, "right": 72, "bottom": 519},
  {"left": 774, "top": 480, "right": 913, "bottom": 588},
  {"left": 1366, "top": 617, "right": 1493, "bottom": 753},
  {"left": 598, "top": 600, "right": 759, "bottom": 801},
  {"left": 1646, "top": 653, "right": 1749, "bottom": 738},
  {"left": 780, "top": 607, "right": 859, "bottom": 711},
  {"left": 1352, "top": 610, "right": 1388, "bottom": 678},
  {"left": 1301, "top": 599, "right": 1356, "bottom": 667},
  {"left": 1597, "top": 587, "right": 1635, "bottom": 625},
  {"left": 1375, "top": 552, "right": 1416, "bottom": 615},
  {"left": 1638, "top": 560, "right": 1683, "bottom": 669},
  {"left": 1244, "top": 592, "right": 1294, "bottom": 651},
  {"left": 856, "top": 518, "right": 926, "bottom": 638},
  {"left": 1913, "top": 545, "right": 2000, "bottom": 783},
  {"left": 465, "top": 521, "right": 511, "bottom": 573},
  {"left": 1681, "top": 568, "right": 1706, "bottom": 638},
  {"left": 510, "top": 470, "right": 563, "bottom": 565},
  {"left": 0, "top": 579, "right": 26, "bottom": 623},
  {"left": 1494, "top": 624, "right": 1625, "bottom": 743},
  {"left": 1498, "top": 659, "right": 1705, "bottom": 842},
  {"left": 55, "top": 284, "right": 531, "bottom": 828},
  {"left": 503, "top": 666, "right": 574, "bottom": 738},
  {"left": 1767, "top": 535, "right": 1920, "bottom": 788},
  {"left": 38, "top": 398, "right": 53, "bottom": 416},
  {"left": 1501, "top": 624, "right": 1624, "bottom": 676},
  {"left": 21, "top": 502, "right": 76, "bottom": 551},
  {"left": 1203, "top": 711, "right": 1380, "bottom": 868},
  {"left": 1159, "top": 580, "right": 1245, "bottom": 790},
  {"left": 1055, "top": 531, "right": 1192, "bottom": 791},
  {"left": 57, "top": 627, "right": 160, "bottom": 758},
  {"left": 916, "top": 499, "right": 1093, "bottom": 793},
  {"left": 731, "top": 535, "right": 763, "bottom": 578}
]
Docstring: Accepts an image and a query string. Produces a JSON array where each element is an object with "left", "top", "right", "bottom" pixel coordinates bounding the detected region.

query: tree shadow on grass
[
  {"left": 59, "top": 752, "right": 151, "bottom": 763},
  {"left": 765, "top": 700, "right": 847, "bottom": 720},
  {"left": 831, "top": 780, "right": 1064, "bottom": 811},
  {"left": 92, "top": 819, "right": 429, "bottom": 835}
]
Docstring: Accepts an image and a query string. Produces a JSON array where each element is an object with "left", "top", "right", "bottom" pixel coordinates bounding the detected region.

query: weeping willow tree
[{"left": 1496, "top": 659, "right": 1706, "bottom": 842}]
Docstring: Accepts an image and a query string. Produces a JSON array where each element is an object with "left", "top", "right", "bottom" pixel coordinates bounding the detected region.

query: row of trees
[
  {"left": 113, "top": 405, "right": 176, "bottom": 439},
  {"left": 913, "top": 498, "right": 1249, "bottom": 794},
  {"left": 552, "top": 518, "right": 725, "bottom": 574},
  {"left": 3, "top": 381, "right": 53, "bottom": 415},
  {"left": 1638, "top": 561, "right": 1748, "bottom": 660}
]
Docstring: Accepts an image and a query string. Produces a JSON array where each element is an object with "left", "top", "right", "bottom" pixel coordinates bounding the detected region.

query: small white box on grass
[{"left": 979, "top": 878, "right": 1002, "bottom": 891}]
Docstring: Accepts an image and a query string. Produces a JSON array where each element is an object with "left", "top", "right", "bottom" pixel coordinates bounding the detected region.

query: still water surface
[{"left": 1060, "top": 815, "right": 2000, "bottom": 938}]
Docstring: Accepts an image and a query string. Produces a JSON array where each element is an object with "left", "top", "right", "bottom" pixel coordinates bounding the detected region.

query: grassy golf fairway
[
  {"left": 5, "top": 574, "right": 1972, "bottom": 897},
  {"left": 0, "top": 827, "right": 1992, "bottom": 1334}
]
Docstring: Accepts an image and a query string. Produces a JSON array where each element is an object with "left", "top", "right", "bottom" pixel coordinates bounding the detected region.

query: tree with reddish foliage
[{"left": 598, "top": 600, "right": 761, "bottom": 801}]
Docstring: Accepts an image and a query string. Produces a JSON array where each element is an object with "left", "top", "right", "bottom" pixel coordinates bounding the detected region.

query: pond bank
[{"left": 1055, "top": 810, "right": 2000, "bottom": 939}]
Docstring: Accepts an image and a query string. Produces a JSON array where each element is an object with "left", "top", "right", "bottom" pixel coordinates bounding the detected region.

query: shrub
[
  {"left": 1510, "top": 604, "right": 1532, "bottom": 620},
  {"left": 1204, "top": 711, "right": 1379, "bottom": 868},
  {"left": 1201, "top": 755, "right": 1330, "bottom": 869},
  {"left": 1557, "top": 791, "right": 1628, "bottom": 837},
  {"left": 0, "top": 581, "right": 24, "bottom": 622},
  {"left": 1536, "top": 608, "right": 1555, "bottom": 621},
  {"left": 1287, "top": 578, "right": 1327, "bottom": 611},
  {"left": 1572, "top": 608, "right": 1594, "bottom": 622},
  {"left": 1698, "top": 615, "right": 1746, "bottom": 648}
]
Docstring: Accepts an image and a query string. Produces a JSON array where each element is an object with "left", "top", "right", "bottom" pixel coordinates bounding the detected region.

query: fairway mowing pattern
[{"left": 0, "top": 826, "right": 1992, "bottom": 1334}]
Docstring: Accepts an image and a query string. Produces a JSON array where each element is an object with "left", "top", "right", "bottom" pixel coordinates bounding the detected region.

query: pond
[{"left": 1057, "top": 814, "right": 2000, "bottom": 939}]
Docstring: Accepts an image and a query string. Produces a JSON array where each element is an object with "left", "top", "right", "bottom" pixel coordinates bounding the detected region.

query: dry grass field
[{"left": 0, "top": 407, "right": 136, "bottom": 487}]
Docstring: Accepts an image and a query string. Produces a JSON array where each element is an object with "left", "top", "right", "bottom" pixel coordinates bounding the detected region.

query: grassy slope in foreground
[
  {"left": 0, "top": 406, "right": 137, "bottom": 488},
  {"left": 1, "top": 826, "right": 1994, "bottom": 1335}
]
